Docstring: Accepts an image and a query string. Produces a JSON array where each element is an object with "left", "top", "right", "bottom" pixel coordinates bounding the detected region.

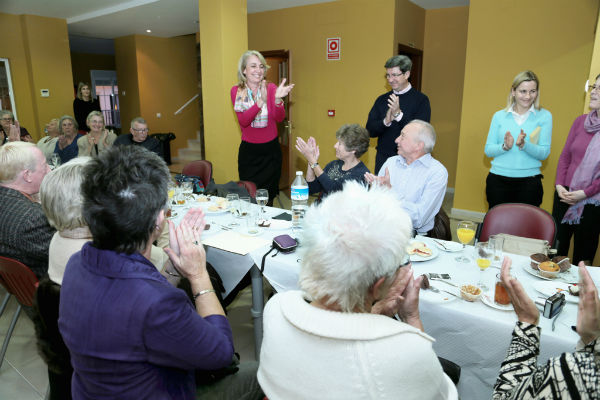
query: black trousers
[
  {"left": 485, "top": 173, "right": 543, "bottom": 209},
  {"left": 552, "top": 189, "right": 600, "bottom": 264}
]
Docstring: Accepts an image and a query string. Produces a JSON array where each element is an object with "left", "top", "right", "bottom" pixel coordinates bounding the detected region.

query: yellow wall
[
  {"left": 0, "top": 13, "right": 73, "bottom": 139},
  {"left": 394, "top": 0, "right": 425, "bottom": 50},
  {"left": 248, "top": 0, "right": 424, "bottom": 177},
  {"left": 115, "top": 34, "right": 200, "bottom": 156},
  {"left": 454, "top": 0, "right": 598, "bottom": 214},
  {"left": 199, "top": 0, "right": 248, "bottom": 183},
  {"left": 422, "top": 6, "right": 469, "bottom": 188},
  {"left": 71, "top": 52, "right": 116, "bottom": 87}
]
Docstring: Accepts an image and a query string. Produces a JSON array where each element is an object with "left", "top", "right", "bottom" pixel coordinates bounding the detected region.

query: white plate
[
  {"left": 533, "top": 281, "right": 579, "bottom": 303},
  {"left": 202, "top": 202, "right": 230, "bottom": 215},
  {"left": 522, "top": 264, "right": 578, "bottom": 283},
  {"left": 420, "top": 288, "right": 457, "bottom": 303},
  {"left": 431, "top": 240, "right": 463, "bottom": 252},
  {"left": 481, "top": 294, "right": 513, "bottom": 311},
  {"left": 408, "top": 238, "right": 439, "bottom": 262}
]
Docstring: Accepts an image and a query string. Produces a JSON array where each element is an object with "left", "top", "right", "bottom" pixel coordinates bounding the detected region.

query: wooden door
[
  {"left": 398, "top": 44, "right": 423, "bottom": 91},
  {"left": 262, "top": 50, "right": 292, "bottom": 192}
]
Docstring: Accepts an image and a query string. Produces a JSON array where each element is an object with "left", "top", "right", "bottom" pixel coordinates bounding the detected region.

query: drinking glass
[
  {"left": 489, "top": 235, "right": 504, "bottom": 267},
  {"left": 494, "top": 273, "right": 510, "bottom": 305},
  {"left": 50, "top": 153, "right": 61, "bottom": 169},
  {"left": 226, "top": 193, "right": 240, "bottom": 226},
  {"left": 239, "top": 196, "right": 251, "bottom": 218},
  {"left": 474, "top": 242, "right": 492, "bottom": 290},
  {"left": 245, "top": 205, "right": 259, "bottom": 235},
  {"left": 181, "top": 181, "right": 193, "bottom": 198},
  {"left": 455, "top": 220, "right": 476, "bottom": 262},
  {"left": 175, "top": 187, "right": 186, "bottom": 206},
  {"left": 256, "top": 189, "right": 269, "bottom": 214}
]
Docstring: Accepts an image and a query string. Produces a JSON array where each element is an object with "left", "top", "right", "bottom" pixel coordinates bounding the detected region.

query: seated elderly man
[
  {"left": 365, "top": 119, "right": 448, "bottom": 235},
  {"left": 258, "top": 181, "right": 457, "bottom": 399},
  {"left": 58, "top": 146, "right": 262, "bottom": 400},
  {"left": 114, "top": 117, "right": 163, "bottom": 157},
  {"left": 0, "top": 110, "right": 33, "bottom": 143},
  {"left": 0, "top": 142, "right": 54, "bottom": 278},
  {"left": 492, "top": 259, "right": 600, "bottom": 399}
]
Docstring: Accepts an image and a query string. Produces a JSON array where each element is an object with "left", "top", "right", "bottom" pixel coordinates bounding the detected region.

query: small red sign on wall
[{"left": 327, "top": 37, "right": 340, "bottom": 60}]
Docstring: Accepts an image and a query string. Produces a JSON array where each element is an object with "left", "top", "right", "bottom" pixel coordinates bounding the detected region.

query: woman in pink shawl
[{"left": 553, "top": 74, "right": 600, "bottom": 264}]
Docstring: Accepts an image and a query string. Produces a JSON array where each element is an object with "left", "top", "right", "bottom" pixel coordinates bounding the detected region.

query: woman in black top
[
  {"left": 73, "top": 82, "right": 100, "bottom": 133},
  {"left": 296, "top": 124, "right": 370, "bottom": 200}
]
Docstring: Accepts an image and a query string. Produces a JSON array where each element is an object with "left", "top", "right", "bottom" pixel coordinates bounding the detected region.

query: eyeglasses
[
  {"left": 589, "top": 84, "right": 600, "bottom": 92},
  {"left": 385, "top": 72, "right": 405, "bottom": 79},
  {"left": 0, "top": 118, "right": 12, "bottom": 121},
  {"left": 133, "top": 128, "right": 149, "bottom": 133}
]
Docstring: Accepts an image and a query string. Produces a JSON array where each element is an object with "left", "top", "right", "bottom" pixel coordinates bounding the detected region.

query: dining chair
[
  {"left": 476, "top": 203, "right": 557, "bottom": 245},
  {"left": 0, "top": 256, "right": 39, "bottom": 370},
  {"left": 236, "top": 180, "right": 257, "bottom": 198},
  {"left": 428, "top": 208, "right": 452, "bottom": 241},
  {"left": 182, "top": 160, "right": 212, "bottom": 187}
]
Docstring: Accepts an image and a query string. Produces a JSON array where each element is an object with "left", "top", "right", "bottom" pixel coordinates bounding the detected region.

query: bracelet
[
  {"left": 193, "top": 289, "right": 216, "bottom": 301},
  {"left": 310, "top": 162, "right": 319, "bottom": 169},
  {"left": 165, "top": 269, "right": 181, "bottom": 277}
]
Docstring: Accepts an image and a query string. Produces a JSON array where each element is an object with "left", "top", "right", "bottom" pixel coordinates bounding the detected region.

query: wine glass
[
  {"left": 256, "top": 189, "right": 269, "bottom": 214},
  {"left": 474, "top": 241, "right": 492, "bottom": 290},
  {"left": 455, "top": 220, "right": 476, "bottom": 262}
]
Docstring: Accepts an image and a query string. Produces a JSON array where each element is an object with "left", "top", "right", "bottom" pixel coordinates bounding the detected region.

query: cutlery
[
  {"left": 432, "top": 239, "right": 449, "bottom": 251},
  {"left": 428, "top": 286, "right": 460, "bottom": 299},
  {"left": 429, "top": 277, "right": 459, "bottom": 288},
  {"left": 211, "top": 221, "right": 232, "bottom": 231}
]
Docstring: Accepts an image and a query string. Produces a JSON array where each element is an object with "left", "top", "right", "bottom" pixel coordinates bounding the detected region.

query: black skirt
[{"left": 238, "top": 138, "right": 281, "bottom": 202}]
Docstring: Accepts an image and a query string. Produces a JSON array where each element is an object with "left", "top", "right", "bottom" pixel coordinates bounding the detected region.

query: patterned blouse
[{"left": 493, "top": 321, "right": 599, "bottom": 399}]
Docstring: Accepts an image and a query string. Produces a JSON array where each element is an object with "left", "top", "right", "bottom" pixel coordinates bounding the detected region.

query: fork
[
  {"left": 432, "top": 239, "right": 449, "bottom": 251},
  {"left": 428, "top": 286, "right": 460, "bottom": 299}
]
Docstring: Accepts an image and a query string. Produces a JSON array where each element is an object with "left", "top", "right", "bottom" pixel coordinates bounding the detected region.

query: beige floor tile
[{"left": 0, "top": 360, "right": 44, "bottom": 400}]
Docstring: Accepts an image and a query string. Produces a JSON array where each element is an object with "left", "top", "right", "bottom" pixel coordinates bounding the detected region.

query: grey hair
[
  {"left": 59, "top": 115, "right": 78, "bottom": 134},
  {"left": 40, "top": 157, "right": 91, "bottom": 231},
  {"left": 384, "top": 55, "right": 412, "bottom": 73},
  {"left": 336, "top": 124, "right": 370, "bottom": 158},
  {"left": 130, "top": 117, "right": 147, "bottom": 129},
  {"left": 0, "top": 110, "right": 14, "bottom": 121},
  {"left": 409, "top": 119, "right": 436, "bottom": 153},
  {"left": 236, "top": 50, "right": 270, "bottom": 88},
  {"left": 298, "top": 181, "right": 413, "bottom": 312}
]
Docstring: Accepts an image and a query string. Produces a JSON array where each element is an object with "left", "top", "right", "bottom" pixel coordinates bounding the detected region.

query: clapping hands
[
  {"left": 295, "top": 136, "right": 319, "bottom": 165},
  {"left": 275, "top": 78, "right": 294, "bottom": 100},
  {"left": 364, "top": 168, "right": 391, "bottom": 188},
  {"left": 164, "top": 208, "right": 207, "bottom": 280}
]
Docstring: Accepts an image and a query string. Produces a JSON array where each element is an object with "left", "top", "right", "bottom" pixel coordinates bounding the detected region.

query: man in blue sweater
[{"left": 366, "top": 55, "right": 431, "bottom": 174}]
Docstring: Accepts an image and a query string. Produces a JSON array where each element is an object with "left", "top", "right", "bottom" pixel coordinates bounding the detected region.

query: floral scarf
[
  {"left": 562, "top": 110, "right": 600, "bottom": 224},
  {"left": 233, "top": 86, "right": 268, "bottom": 128}
]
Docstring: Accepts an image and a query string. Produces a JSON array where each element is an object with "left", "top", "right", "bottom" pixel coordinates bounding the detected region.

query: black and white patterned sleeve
[{"left": 493, "top": 322, "right": 600, "bottom": 399}]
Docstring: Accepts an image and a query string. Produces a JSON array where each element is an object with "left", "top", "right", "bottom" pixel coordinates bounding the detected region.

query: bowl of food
[
  {"left": 530, "top": 253, "right": 550, "bottom": 270},
  {"left": 460, "top": 284, "right": 482, "bottom": 302},
  {"left": 552, "top": 256, "right": 571, "bottom": 272},
  {"left": 538, "top": 261, "right": 560, "bottom": 279}
]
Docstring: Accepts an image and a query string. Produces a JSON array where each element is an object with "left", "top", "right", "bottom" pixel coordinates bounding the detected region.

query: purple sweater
[
  {"left": 59, "top": 243, "right": 234, "bottom": 400},
  {"left": 556, "top": 114, "right": 600, "bottom": 197}
]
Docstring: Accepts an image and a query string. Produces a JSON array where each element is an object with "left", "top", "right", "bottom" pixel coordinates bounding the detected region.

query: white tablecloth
[{"left": 174, "top": 201, "right": 597, "bottom": 400}]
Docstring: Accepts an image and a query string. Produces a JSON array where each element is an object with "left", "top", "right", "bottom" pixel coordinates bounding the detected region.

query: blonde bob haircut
[
  {"left": 86, "top": 110, "right": 105, "bottom": 128},
  {"left": 77, "top": 82, "right": 93, "bottom": 101},
  {"left": 40, "top": 157, "right": 91, "bottom": 231},
  {"left": 0, "top": 142, "right": 37, "bottom": 183},
  {"left": 298, "top": 181, "right": 413, "bottom": 313},
  {"left": 506, "top": 70, "right": 540, "bottom": 111},
  {"left": 237, "top": 50, "right": 270, "bottom": 88}
]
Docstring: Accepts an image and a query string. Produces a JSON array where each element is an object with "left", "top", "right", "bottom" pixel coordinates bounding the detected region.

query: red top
[
  {"left": 555, "top": 114, "right": 600, "bottom": 197},
  {"left": 230, "top": 83, "right": 286, "bottom": 144}
]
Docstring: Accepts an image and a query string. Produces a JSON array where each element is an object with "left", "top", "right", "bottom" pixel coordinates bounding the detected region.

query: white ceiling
[{"left": 1, "top": 0, "right": 469, "bottom": 40}]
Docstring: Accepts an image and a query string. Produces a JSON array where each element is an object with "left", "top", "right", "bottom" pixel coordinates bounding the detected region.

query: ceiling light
[{"left": 146, "top": 29, "right": 152, "bottom": 33}]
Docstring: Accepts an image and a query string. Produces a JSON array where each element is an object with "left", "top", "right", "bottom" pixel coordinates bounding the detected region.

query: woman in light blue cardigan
[{"left": 484, "top": 70, "right": 552, "bottom": 208}]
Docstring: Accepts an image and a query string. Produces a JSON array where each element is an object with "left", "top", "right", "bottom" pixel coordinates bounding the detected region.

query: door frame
[
  {"left": 397, "top": 44, "right": 423, "bottom": 91},
  {"left": 261, "top": 49, "right": 293, "bottom": 191}
]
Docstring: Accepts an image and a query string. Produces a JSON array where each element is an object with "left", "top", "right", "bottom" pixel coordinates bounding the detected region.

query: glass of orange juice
[
  {"left": 456, "top": 220, "right": 476, "bottom": 263},
  {"left": 475, "top": 241, "right": 492, "bottom": 290}
]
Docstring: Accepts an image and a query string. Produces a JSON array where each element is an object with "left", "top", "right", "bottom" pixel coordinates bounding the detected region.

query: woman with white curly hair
[{"left": 257, "top": 181, "right": 458, "bottom": 399}]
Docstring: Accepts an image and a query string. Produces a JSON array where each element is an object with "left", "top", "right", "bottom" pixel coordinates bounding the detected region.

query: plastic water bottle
[{"left": 291, "top": 171, "right": 308, "bottom": 229}]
